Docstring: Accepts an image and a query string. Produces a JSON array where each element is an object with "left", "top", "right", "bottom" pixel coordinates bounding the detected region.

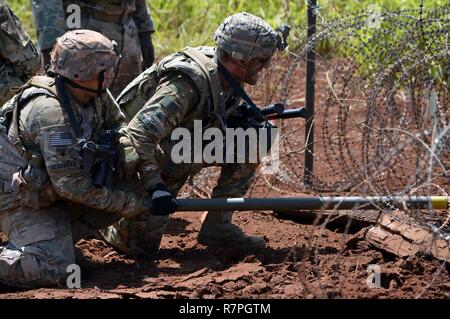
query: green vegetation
[{"left": 11, "top": 0, "right": 447, "bottom": 56}]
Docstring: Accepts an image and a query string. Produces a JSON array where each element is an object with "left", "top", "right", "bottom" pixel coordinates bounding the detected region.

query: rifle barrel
[
  {"left": 260, "top": 103, "right": 285, "bottom": 116},
  {"left": 266, "top": 107, "right": 308, "bottom": 120}
]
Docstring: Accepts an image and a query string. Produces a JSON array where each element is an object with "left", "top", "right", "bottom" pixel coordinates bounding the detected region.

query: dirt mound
[{"left": 1, "top": 210, "right": 448, "bottom": 299}]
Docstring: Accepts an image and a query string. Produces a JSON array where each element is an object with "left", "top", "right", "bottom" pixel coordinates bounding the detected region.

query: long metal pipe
[{"left": 175, "top": 196, "right": 449, "bottom": 211}]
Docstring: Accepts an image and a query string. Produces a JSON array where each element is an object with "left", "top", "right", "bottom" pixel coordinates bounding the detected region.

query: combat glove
[{"left": 148, "top": 183, "right": 177, "bottom": 216}]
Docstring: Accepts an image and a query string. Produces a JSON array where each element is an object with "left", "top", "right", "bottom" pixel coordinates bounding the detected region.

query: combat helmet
[
  {"left": 51, "top": 29, "right": 119, "bottom": 81},
  {"left": 214, "top": 12, "right": 290, "bottom": 61}
]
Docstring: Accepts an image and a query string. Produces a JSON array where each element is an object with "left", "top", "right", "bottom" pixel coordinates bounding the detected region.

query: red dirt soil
[{"left": 1, "top": 210, "right": 448, "bottom": 299}]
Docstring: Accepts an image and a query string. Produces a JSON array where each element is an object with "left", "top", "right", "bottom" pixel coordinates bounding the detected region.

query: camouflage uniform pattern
[
  {"left": 100, "top": 46, "right": 261, "bottom": 254},
  {"left": 0, "top": 0, "right": 40, "bottom": 105},
  {"left": 0, "top": 73, "right": 151, "bottom": 288},
  {"left": 107, "top": 13, "right": 284, "bottom": 253},
  {"left": 30, "top": 0, "right": 155, "bottom": 96},
  {"left": 14, "top": 80, "right": 144, "bottom": 214},
  {"left": 0, "top": 206, "right": 75, "bottom": 288},
  {"left": 214, "top": 12, "right": 282, "bottom": 61},
  {"left": 127, "top": 68, "right": 256, "bottom": 191},
  {"left": 0, "top": 29, "right": 158, "bottom": 288}
]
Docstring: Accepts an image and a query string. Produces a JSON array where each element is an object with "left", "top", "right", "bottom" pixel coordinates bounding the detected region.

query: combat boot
[{"left": 197, "top": 211, "right": 266, "bottom": 250}]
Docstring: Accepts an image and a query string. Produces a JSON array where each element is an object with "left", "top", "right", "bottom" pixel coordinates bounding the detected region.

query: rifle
[
  {"left": 223, "top": 102, "right": 308, "bottom": 163},
  {"left": 229, "top": 102, "right": 308, "bottom": 128},
  {"left": 81, "top": 130, "right": 117, "bottom": 188}
]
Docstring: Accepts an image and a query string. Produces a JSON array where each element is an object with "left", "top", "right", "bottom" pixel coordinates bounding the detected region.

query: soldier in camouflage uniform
[
  {"left": 0, "top": 0, "right": 40, "bottom": 105},
  {"left": 0, "top": 30, "right": 152, "bottom": 288},
  {"left": 104, "top": 12, "right": 287, "bottom": 254},
  {"left": 30, "top": 0, "right": 155, "bottom": 97}
]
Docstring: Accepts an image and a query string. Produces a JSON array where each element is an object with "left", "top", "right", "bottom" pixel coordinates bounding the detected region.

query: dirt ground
[
  {"left": 0, "top": 58, "right": 449, "bottom": 299},
  {"left": 1, "top": 209, "right": 449, "bottom": 299}
]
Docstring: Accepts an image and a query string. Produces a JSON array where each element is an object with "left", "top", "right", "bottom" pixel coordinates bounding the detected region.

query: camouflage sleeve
[
  {"left": 0, "top": 3, "right": 41, "bottom": 104},
  {"left": 133, "top": 0, "right": 155, "bottom": 33},
  {"left": 0, "top": 5, "right": 41, "bottom": 74},
  {"left": 21, "top": 96, "right": 146, "bottom": 216},
  {"left": 104, "top": 90, "right": 127, "bottom": 132},
  {"left": 30, "top": 0, "right": 67, "bottom": 51},
  {"left": 128, "top": 72, "right": 199, "bottom": 190}
]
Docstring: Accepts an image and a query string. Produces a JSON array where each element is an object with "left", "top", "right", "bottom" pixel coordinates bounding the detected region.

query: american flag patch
[{"left": 49, "top": 132, "right": 73, "bottom": 147}]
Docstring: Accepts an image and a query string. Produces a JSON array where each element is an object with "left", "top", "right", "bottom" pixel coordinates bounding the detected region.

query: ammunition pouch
[
  {"left": 0, "top": 179, "right": 17, "bottom": 212},
  {"left": 81, "top": 141, "right": 98, "bottom": 172}
]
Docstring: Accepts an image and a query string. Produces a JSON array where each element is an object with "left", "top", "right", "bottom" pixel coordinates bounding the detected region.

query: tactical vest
[
  {"left": 117, "top": 46, "right": 240, "bottom": 130},
  {"left": 0, "top": 119, "right": 27, "bottom": 212},
  {"left": 0, "top": 76, "right": 62, "bottom": 212}
]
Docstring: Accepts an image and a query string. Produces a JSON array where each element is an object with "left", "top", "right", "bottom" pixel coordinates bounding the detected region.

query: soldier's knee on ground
[
  {"left": 0, "top": 245, "right": 72, "bottom": 289},
  {"left": 0, "top": 208, "right": 75, "bottom": 289}
]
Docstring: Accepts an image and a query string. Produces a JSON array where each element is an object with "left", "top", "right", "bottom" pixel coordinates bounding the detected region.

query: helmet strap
[
  {"left": 218, "top": 62, "right": 264, "bottom": 121},
  {"left": 97, "top": 70, "right": 105, "bottom": 97},
  {"left": 62, "top": 75, "right": 107, "bottom": 96}
]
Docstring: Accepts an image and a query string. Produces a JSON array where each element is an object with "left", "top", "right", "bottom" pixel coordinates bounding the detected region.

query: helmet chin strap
[
  {"left": 97, "top": 70, "right": 105, "bottom": 96},
  {"left": 61, "top": 70, "right": 106, "bottom": 97}
]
